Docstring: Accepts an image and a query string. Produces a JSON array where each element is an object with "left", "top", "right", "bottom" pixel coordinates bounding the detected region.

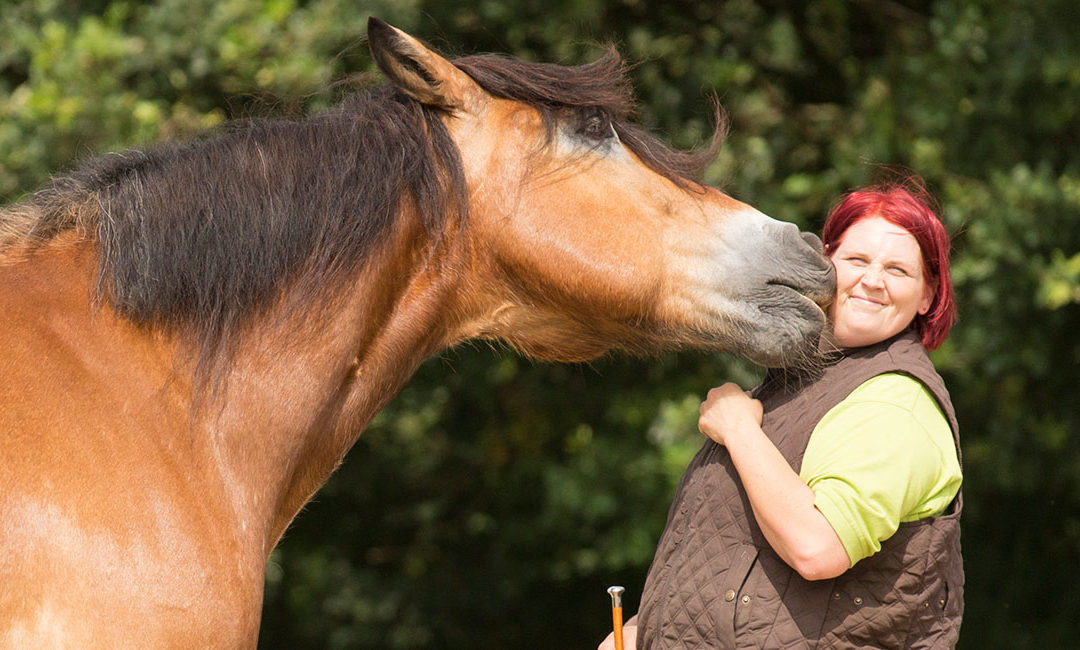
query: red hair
[{"left": 821, "top": 179, "right": 957, "bottom": 350}]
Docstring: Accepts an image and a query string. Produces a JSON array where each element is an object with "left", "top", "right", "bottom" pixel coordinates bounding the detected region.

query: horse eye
[{"left": 579, "top": 112, "right": 613, "bottom": 141}]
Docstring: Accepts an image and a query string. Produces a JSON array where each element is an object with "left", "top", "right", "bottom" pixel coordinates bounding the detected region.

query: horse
[{"left": 0, "top": 18, "right": 834, "bottom": 647}]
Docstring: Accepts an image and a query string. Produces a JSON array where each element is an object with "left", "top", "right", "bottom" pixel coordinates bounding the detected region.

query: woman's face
[{"left": 828, "top": 216, "right": 933, "bottom": 348}]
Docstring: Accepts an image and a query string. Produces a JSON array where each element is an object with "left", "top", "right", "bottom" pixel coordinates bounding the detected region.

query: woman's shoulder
[
  {"left": 838, "top": 373, "right": 950, "bottom": 434},
  {"left": 847, "top": 372, "right": 930, "bottom": 404}
]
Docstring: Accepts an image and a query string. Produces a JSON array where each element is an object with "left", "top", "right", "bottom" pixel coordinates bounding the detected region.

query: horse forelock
[
  {"left": 454, "top": 47, "right": 637, "bottom": 116},
  {"left": 452, "top": 48, "right": 726, "bottom": 187}
]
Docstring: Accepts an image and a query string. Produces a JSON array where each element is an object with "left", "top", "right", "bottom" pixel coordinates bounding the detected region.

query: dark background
[{"left": 2, "top": 0, "right": 1078, "bottom": 647}]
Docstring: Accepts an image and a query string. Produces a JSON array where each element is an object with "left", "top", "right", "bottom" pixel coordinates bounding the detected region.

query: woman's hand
[
  {"left": 597, "top": 615, "right": 637, "bottom": 650},
  {"left": 697, "top": 383, "right": 763, "bottom": 446},
  {"left": 696, "top": 382, "right": 851, "bottom": 581}
]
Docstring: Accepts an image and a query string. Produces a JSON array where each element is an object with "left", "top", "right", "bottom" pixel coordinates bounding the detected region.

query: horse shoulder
[{"left": 0, "top": 240, "right": 263, "bottom": 647}]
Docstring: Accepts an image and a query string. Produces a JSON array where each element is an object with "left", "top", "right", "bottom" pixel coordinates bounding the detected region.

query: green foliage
[{"left": 3, "top": 0, "right": 1078, "bottom": 647}]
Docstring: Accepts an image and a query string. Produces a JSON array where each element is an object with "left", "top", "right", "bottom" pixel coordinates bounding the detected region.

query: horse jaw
[{"left": 445, "top": 299, "right": 614, "bottom": 362}]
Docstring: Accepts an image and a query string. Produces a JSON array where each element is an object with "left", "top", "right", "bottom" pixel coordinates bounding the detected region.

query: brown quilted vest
[{"left": 636, "top": 330, "right": 963, "bottom": 649}]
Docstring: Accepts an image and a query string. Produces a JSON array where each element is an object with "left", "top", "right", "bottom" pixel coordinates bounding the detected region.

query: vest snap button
[
  {"left": 724, "top": 589, "right": 736, "bottom": 602},
  {"left": 740, "top": 595, "right": 751, "bottom": 604},
  {"left": 853, "top": 596, "right": 863, "bottom": 605},
  {"left": 833, "top": 592, "right": 841, "bottom": 600}
]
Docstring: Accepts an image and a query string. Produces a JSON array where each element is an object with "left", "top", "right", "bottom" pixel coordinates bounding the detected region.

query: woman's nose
[{"left": 860, "top": 264, "right": 886, "bottom": 288}]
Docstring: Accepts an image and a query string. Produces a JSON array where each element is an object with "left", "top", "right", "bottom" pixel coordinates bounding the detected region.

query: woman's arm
[{"left": 698, "top": 383, "right": 850, "bottom": 581}]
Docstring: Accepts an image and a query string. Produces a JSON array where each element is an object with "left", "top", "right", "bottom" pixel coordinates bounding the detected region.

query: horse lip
[
  {"left": 778, "top": 288, "right": 830, "bottom": 325},
  {"left": 767, "top": 275, "right": 834, "bottom": 308}
]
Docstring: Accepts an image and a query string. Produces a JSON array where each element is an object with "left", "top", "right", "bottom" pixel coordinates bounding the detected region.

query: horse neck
[
  {"left": 3, "top": 208, "right": 468, "bottom": 557},
  {"left": 203, "top": 212, "right": 468, "bottom": 551}
]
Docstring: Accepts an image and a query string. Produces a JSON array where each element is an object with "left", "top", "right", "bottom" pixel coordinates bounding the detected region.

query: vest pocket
[
  {"left": 718, "top": 545, "right": 759, "bottom": 646},
  {"left": 820, "top": 579, "right": 911, "bottom": 650}
]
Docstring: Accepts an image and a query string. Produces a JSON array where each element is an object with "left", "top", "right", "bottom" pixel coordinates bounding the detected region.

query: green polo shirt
[{"left": 800, "top": 373, "right": 962, "bottom": 567}]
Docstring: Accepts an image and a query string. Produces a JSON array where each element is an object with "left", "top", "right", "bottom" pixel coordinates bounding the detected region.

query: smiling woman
[{"left": 609, "top": 178, "right": 965, "bottom": 650}]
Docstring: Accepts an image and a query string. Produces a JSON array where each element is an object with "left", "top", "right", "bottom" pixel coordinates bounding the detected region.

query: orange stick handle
[
  {"left": 612, "top": 605, "right": 624, "bottom": 650},
  {"left": 607, "top": 586, "right": 626, "bottom": 650}
]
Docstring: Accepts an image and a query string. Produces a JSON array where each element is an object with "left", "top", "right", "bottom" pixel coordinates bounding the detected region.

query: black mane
[{"left": 8, "top": 48, "right": 722, "bottom": 375}]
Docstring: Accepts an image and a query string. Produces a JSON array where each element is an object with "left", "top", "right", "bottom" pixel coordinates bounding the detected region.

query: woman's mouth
[{"left": 849, "top": 294, "right": 885, "bottom": 307}]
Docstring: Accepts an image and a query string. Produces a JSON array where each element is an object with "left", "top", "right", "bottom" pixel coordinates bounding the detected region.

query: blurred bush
[{"left": 3, "top": 1, "right": 1077, "bottom": 647}]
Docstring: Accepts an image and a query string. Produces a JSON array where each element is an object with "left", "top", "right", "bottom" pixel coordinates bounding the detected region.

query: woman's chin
[{"left": 833, "top": 321, "right": 909, "bottom": 348}]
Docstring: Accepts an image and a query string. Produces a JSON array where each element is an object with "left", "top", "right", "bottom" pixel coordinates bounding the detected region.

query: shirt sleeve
[{"left": 799, "top": 374, "right": 962, "bottom": 567}]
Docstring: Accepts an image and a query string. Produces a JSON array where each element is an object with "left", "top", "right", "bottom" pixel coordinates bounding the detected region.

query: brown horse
[{"left": 0, "top": 18, "right": 833, "bottom": 648}]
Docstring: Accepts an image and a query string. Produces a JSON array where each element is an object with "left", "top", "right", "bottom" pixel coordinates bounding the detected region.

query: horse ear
[{"left": 367, "top": 17, "right": 478, "bottom": 112}]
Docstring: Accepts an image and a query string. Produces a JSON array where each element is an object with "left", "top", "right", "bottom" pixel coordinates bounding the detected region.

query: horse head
[{"left": 368, "top": 19, "right": 834, "bottom": 368}]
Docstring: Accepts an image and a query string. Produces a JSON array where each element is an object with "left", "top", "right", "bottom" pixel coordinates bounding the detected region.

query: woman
[{"left": 601, "top": 180, "right": 963, "bottom": 649}]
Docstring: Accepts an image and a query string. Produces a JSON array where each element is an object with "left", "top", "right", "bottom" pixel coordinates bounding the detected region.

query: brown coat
[{"left": 637, "top": 330, "right": 963, "bottom": 649}]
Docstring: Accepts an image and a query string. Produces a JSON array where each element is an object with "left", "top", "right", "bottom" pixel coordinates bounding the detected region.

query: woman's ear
[{"left": 918, "top": 279, "right": 935, "bottom": 315}]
